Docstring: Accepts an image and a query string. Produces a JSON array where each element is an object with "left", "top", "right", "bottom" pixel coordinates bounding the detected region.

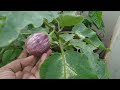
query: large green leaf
[
  {"left": 21, "top": 27, "right": 49, "bottom": 35},
  {"left": 84, "top": 52, "right": 109, "bottom": 79},
  {"left": 2, "top": 49, "right": 13, "bottom": 63},
  {"left": 40, "top": 50, "right": 108, "bottom": 79},
  {"left": 0, "top": 11, "right": 60, "bottom": 47},
  {"left": 35, "top": 11, "right": 60, "bottom": 22},
  {"left": 70, "top": 39, "right": 97, "bottom": 53},
  {"left": 62, "top": 11, "right": 77, "bottom": 16},
  {"left": 2, "top": 48, "right": 22, "bottom": 66},
  {"left": 89, "top": 11, "right": 104, "bottom": 30},
  {"left": 57, "top": 15, "right": 84, "bottom": 27},
  {"left": 59, "top": 33, "right": 75, "bottom": 41},
  {"left": 10, "top": 49, "right": 22, "bottom": 60},
  {"left": 0, "top": 48, "right": 5, "bottom": 62},
  {"left": 72, "top": 23, "right": 105, "bottom": 49},
  {"left": 69, "top": 39, "right": 109, "bottom": 78},
  {"left": 96, "top": 59, "right": 110, "bottom": 79},
  {"left": 0, "top": 16, "right": 6, "bottom": 29}
]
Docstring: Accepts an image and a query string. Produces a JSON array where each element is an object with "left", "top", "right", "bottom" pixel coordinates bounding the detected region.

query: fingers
[
  {"left": 3, "top": 55, "right": 35, "bottom": 73},
  {"left": 23, "top": 66, "right": 33, "bottom": 73},
  {"left": 19, "top": 63, "right": 36, "bottom": 79},
  {"left": 46, "top": 49, "right": 52, "bottom": 57},
  {"left": 22, "top": 72, "right": 36, "bottom": 79},
  {"left": 32, "top": 53, "right": 48, "bottom": 79},
  {"left": 18, "top": 49, "right": 28, "bottom": 59},
  {"left": 0, "top": 70, "right": 16, "bottom": 79},
  {"left": 28, "top": 76, "right": 37, "bottom": 79},
  {"left": 37, "top": 53, "right": 48, "bottom": 67},
  {"left": 31, "top": 53, "right": 47, "bottom": 74},
  {"left": 20, "top": 56, "right": 35, "bottom": 68},
  {"left": 36, "top": 49, "right": 52, "bottom": 68},
  {"left": 22, "top": 72, "right": 31, "bottom": 79},
  {"left": 22, "top": 70, "right": 39, "bottom": 79},
  {"left": 35, "top": 69, "right": 40, "bottom": 79},
  {"left": 30, "top": 58, "right": 37, "bottom": 66},
  {"left": 1, "top": 49, "right": 51, "bottom": 79},
  {"left": 31, "top": 49, "right": 52, "bottom": 74},
  {"left": 15, "top": 71, "right": 22, "bottom": 79}
]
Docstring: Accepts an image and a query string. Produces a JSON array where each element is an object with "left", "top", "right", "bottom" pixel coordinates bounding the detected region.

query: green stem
[
  {"left": 48, "top": 27, "right": 55, "bottom": 45},
  {"left": 44, "top": 20, "right": 56, "bottom": 45},
  {"left": 0, "top": 48, "right": 5, "bottom": 63},
  {"left": 59, "top": 40, "right": 64, "bottom": 55},
  {"left": 49, "top": 27, "right": 55, "bottom": 36},
  {"left": 55, "top": 19, "right": 60, "bottom": 30},
  {"left": 54, "top": 19, "right": 64, "bottom": 32},
  {"left": 44, "top": 20, "right": 54, "bottom": 29},
  {"left": 59, "top": 39, "right": 67, "bottom": 79},
  {"left": 44, "top": 20, "right": 56, "bottom": 37},
  {"left": 54, "top": 19, "right": 67, "bottom": 78}
]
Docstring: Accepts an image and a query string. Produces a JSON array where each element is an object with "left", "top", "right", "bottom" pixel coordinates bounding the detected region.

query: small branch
[
  {"left": 54, "top": 19, "right": 64, "bottom": 32},
  {"left": 44, "top": 20, "right": 54, "bottom": 29},
  {"left": 59, "top": 39, "right": 67, "bottom": 79}
]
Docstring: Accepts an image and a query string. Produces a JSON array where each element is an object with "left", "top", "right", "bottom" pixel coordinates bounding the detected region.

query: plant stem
[
  {"left": 44, "top": 20, "right": 56, "bottom": 37},
  {"left": 54, "top": 19, "right": 64, "bottom": 32},
  {"left": 59, "top": 40, "right": 64, "bottom": 55},
  {"left": 44, "top": 20, "right": 56, "bottom": 45},
  {"left": 44, "top": 18, "right": 67, "bottom": 78},
  {"left": 44, "top": 20, "right": 54, "bottom": 29},
  {"left": 49, "top": 27, "right": 55, "bottom": 36},
  {"left": 0, "top": 48, "right": 5, "bottom": 63},
  {"left": 54, "top": 18, "right": 67, "bottom": 78},
  {"left": 55, "top": 19, "right": 60, "bottom": 30},
  {"left": 48, "top": 27, "right": 55, "bottom": 45},
  {"left": 59, "top": 39, "right": 67, "bottom": 79}
]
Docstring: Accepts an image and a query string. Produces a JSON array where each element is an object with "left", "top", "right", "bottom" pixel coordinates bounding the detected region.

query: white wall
[
  {"left": 103, "top": 11, "right": 120, "bottom": 35},
  {"left": 103, "top": 11, "right": 120, "bottom": 46},
  {"left": 103, "top": 11, "right": 120, "bottom": 78}
]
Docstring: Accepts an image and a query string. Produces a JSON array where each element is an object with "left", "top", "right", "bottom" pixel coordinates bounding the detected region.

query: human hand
[{"left": 0, "top": 49, "right": 52, "bottom": 79}]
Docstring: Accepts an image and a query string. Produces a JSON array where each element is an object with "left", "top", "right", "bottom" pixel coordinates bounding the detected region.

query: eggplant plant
[{"left": 0, "top": 11, "right": 110, "bottom": 79}]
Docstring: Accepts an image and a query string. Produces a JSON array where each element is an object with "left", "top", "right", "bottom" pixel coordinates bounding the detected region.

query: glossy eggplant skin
[{"left": 25, "top": 32, "right": 50, "bottom": 57}]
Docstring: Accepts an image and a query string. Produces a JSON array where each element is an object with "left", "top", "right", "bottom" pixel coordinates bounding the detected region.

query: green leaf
[
  {"left": 89, "top": 11, "right": 104, "bottom": 30},
  {"left": 57, "top": 15, "right": 84, "bottom": 27},
  {"left": 96, "top": 59, "right": 110, "bottom": 79},
  {"left": 72, "top": 23, "right": 105, "bottom": 49},
  {"left": 0, "top": 16, "right": 6, "bottom": 29},
  {"left": 83, "top": 16, "right": 93, "bottom": 28},
  {"left": 40, "top": 53, "right": 64, "bottom": 79},
  {"left": 21, "top": 27, "right": 49, "bottom": 35},
  {"left": 70, "top": 39, "right": 97, "bottom": 53},
  {"left": 0, "top": 12, "right": 42, "bottom": 47},
  {"left": 0, "top": 11, "right": 59, "bottom": 47},
  {"left": 2, "top": 49, "right": 14, "bottom": 65},
  {"left": 40, "top": 50, "right": 108, "bottom": 79},
  {"left": 36, "top": 11, "right": 60, "bottom": 23},
  {"left": 2, "top": 49, "right": 22, "bottom": 65},
  {"left": 84, "top": 52, "right": 109, "bottom": 79},
  {"left": 62, "top": 11, "right": 77, "bottom": 16},
  {"left": 0, "top": 48, "right": 5, "bottom": 62},
  {"left": 10, "top": 49, "right": 22, "bottom": 60},
  {"left": 59, "top": 33, "right": 75, "bottom": 41},
  {"left": 0, "top": 63, "right": 4, "bottom": 68}
]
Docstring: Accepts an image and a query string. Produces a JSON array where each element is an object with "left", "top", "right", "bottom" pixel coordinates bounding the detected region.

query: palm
[{"left": 0, "top": 49, "right": 51, "bottom": 79}]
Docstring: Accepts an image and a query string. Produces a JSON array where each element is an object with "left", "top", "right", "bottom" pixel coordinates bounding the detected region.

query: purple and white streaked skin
[{"left": 25, "top": 32, "right": 50, "bottom": 57}]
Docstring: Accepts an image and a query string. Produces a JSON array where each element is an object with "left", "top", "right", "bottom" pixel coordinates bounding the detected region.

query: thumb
[{"left": 2, "top": 55, "right": 35, "bottom": 73}]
